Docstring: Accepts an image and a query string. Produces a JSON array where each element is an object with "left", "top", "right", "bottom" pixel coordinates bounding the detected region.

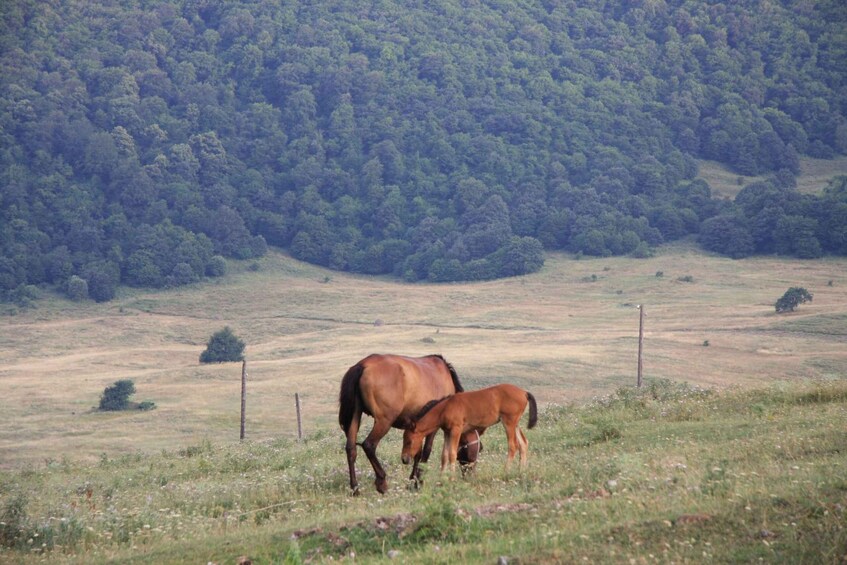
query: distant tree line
[
  {"left": 699, "top": 176, "right": 847, "bottom": 259},
  {"left": 1, "top": 0, "right": 845, "bottom": 301}
]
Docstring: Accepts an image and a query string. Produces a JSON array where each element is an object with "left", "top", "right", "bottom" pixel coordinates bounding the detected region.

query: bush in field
[
  {"left": 775, "top": 287, "right": 813, "bottom": 313},
  {"left": 66, "top": 275, "right": 89, "bottom": 301},
  {"left": 99, "top": 379, "right": 136, "bottom": 411},
  {"left": 199, "top": 327, "right": 245, "bottom": 363}
]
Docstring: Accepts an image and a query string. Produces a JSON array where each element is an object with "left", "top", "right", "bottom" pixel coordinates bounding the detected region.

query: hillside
[
  {"left": 1, "top": 380, "right": 845, "bottom": 563},
  {"left": 2, "top": 0, "right": 847, "bottom": 303}
]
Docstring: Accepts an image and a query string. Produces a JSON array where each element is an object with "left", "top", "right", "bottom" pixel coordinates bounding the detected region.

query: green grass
[{"left": 2, "top": 379, "right": 845, "bottom": 564}]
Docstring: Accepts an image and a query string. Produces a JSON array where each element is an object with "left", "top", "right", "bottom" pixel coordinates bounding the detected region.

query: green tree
[
  {"left": 698, "top": 215, "right": 754, "bottom": 259},
  {"left": 99, "top": 380, "right": 136, "bottom": 411},
  {"left": 775, "top": 287, "right": 813, "bottom": 313},
  {"left": 199, "top": 327, "right": 245, "bottom": 363}
]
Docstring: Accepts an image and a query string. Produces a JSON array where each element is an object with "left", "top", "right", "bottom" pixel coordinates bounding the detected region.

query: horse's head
[{"left": 401, "top": 422, "right": 425, "bottom": 465}]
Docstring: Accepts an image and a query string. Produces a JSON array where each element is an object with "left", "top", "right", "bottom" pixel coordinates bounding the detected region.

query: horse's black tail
[
  {"left": 526, "top": 392, "right": 538, "bottom": 429},
  {"left": 432, "top": 354, "right": 463, "bottom": 392},
  {"left": 339, "top": 363, "right": 364, "bottom": 431}
]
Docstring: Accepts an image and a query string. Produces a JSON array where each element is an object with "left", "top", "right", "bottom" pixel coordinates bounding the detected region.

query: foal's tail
[
  {"left": 339, "top": 363, "right": 364, "bottom": 432},
  {"left": 526, "top": 392, "right": 538, "bottom": 429}
]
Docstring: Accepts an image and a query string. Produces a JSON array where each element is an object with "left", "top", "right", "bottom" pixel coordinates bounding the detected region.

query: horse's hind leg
[
  {"left": 344, "top": 409, "right": 363, "bottom": 494},
  {"left": 361, "top": 419, "right": 393, "bottom": 494}
]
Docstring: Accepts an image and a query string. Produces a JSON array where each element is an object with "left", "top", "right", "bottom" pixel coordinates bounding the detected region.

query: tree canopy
[
  {"left": 775, "top": 287, "right": 813, "bottom": 313},
  {"left": 199, "top": 327, "right": 245, "bottom": 364},
  {"left": 1, "top": 0, "right": 846, "bottom": 300}
]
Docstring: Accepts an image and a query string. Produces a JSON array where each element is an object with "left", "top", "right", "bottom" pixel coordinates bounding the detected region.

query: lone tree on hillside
[
  {"left": 775, "top": 287, "right": 813, "bottom": 313},
  {"left": 200, "top": 326, "right": 246, "bottom": 363},
  {"left": 99, "top": 379, "right": 136, "bottom": 411}
]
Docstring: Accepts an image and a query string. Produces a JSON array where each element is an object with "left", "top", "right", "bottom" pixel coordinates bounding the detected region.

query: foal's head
[
  {"left": 401, "top": 423, "right": 426, "bottom": 465},
  {"left": 401, "top": 397, "right": 448, "bottom": 465}
]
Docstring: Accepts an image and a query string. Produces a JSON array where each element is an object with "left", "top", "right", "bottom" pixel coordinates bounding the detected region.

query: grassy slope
[
  {"left": 0, "top": 380, "right": 845, "bottom": 564},
  {"left": 698, "top": 156, "right": 847, "bottom": 199}
]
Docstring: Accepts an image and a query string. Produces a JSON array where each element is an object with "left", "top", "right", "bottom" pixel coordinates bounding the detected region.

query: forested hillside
[{"left": 2, "top": 0, "right": 846, "bottom": 302}]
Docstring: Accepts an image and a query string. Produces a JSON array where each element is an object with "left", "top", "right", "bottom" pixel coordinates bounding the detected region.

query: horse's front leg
[
  {"left": 361, "top": 420, "right": 392, "bottom": 493},
  {"left": 408, "top": 431, "right": 436, "bottom": 489},
  {"left": 420, "top": 432, "right": 436, "bottom": 463},
  {"left": 408, "top": 450, "right": 424, "bottom": 489}
]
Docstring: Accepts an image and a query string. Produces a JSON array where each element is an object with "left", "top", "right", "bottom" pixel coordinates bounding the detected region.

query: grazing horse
[
  {"left": 402, "top": 383, "right": 537, "bottom": 474},
  {"left": 338, "top": 354, "right": 480, "bottom": 494}
]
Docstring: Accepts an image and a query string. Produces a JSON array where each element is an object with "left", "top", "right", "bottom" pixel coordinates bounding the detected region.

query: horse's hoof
[
  {"left": 350, "top": 486, "right": 361, "bottom": 497},
  {"left": 375, "top": 479, "right": 388, "bottom": 494}
]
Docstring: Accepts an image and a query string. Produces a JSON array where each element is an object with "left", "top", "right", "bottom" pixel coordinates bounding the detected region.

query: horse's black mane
[
  {"left": 413, "top": 396, "right": 450, "bottom": 422},
  {"left": 428, "top": 353, "right": 464, "bottom": 393}
]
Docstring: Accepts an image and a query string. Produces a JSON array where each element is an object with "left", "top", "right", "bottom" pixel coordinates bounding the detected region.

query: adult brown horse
[
  {"left": 338, "top": 353, "right": 480, "bottom": 494},
  {"left": 402, "top": 383, "right": 537, "bottom": 474}
]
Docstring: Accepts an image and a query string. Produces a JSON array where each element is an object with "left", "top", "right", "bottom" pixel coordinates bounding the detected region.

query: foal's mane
[{"left": 413, "top": 396, "right": 450, "bottom": 422}]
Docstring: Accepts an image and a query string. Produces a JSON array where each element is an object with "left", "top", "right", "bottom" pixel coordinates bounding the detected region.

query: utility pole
[{"left": 637, "top": 305, "right": 644, "bottom": 388}]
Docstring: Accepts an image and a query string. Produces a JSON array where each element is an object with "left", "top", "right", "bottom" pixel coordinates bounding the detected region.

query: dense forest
[{"left": 2, "top": 0, "right": 846, "bottom": 303}]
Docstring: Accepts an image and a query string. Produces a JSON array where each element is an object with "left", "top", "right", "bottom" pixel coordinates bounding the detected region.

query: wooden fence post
[
  {"left": 637, "top": 305, "right": 644, "bottom": 388},
  {"left": 295, "top": 392, "right": 303, "bottom": 441},
  {"left": 240, "top": 359, "right": 247, "bottom": 440}
]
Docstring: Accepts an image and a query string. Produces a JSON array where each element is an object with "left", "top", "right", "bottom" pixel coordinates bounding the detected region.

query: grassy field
[
  {"left": 1, "top": 244, "right": 846, "bottom": 563},
  {"left": 0, "top": 379, "right": 845, "bottom": 564},
  {"left": 1, "top": 243, "right": 845, "bottom": 469}
]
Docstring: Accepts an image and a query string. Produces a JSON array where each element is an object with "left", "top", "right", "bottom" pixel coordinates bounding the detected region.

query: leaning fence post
[
  {"left": 295, "top": 392, "right": 303, "bottom": 441},
  {"left": 240, "top": 359, "right": 247, "bottom": 440}
]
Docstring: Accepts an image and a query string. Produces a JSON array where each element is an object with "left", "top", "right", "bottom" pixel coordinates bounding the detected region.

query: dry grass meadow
[{"left": 1, "top": 241, "right": 845, "bottom": 470}]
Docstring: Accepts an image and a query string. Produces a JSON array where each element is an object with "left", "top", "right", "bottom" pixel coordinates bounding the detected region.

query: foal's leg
[
  {"left": 444, "top": 427, "right": 462, "bottom": 475},
  {"left": 502, "top": 418, "right": 520, "bottom": 472},
  {"left": 440, "top": 429, "right": 452, "bottom": 472},
  {"left": 516, "top": 427, "right": 529, "bottom": 469},
  {"left": 360, "top": 418, "right": 393, "bottom": 494}
]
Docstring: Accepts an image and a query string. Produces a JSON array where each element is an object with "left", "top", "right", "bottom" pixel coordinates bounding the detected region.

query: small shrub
[
  {"left": 66, "top": 275, "right": 89, "bottom": 301},
  {"left": 631, "top": 241, "right": 653, "bottom": 258},
  {"left": 677, "top": 275, "right": 694, "bottom": 283},
  {"left": 137, "top": 400, "right": 156, "bottom": 411},
  {"left": 655, "top": 271, "right": 664, "bottom": 278},
  {"left": 99, "top": 380, "right": 136, "bottom": 411},
  {"left": 0, "top": 493, "right": 28, "bottom": 548},
  {"left": 200, "top": 327, "right": 245, "bottom": 363},
  {"left": 205, "top": 255, "right": 227, "bottom": 277},
  {"left": 703, "top": 340, "right": 710, "bottom": 346}
]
